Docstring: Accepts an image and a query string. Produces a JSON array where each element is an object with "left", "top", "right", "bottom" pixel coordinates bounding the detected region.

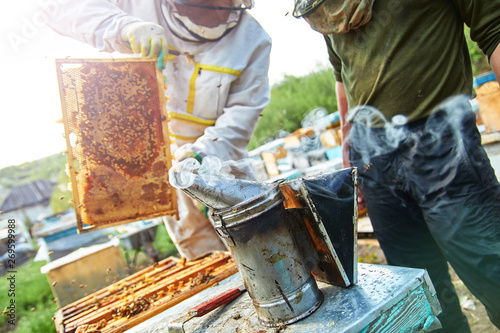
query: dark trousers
[{"left": 349, "top": 96, "right": 500, "bottom": 332}]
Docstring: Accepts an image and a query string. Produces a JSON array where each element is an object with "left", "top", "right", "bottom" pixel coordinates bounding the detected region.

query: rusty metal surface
[
  {"left": 212, "top": 186, "right": 323, "bottom": 327},
  {"left": 127, "top": 263, "right": 441, "bottom": 333},
  {"left": 56, "top": 58, "right": 177, "bottom": 232}
]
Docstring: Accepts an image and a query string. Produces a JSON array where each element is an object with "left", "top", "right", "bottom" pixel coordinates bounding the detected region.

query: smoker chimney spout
[{"left": 171, "top": 171, "right": 276, "bottom": 210}]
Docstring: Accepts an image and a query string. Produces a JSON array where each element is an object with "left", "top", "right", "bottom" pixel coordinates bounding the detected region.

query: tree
[
  {"left": 249, "top": 68, "right": 338, "bottom": 150},
  {"left": 464, "top": 26, "right": 491, "bottom": 76},
  {"left": 49, "top": 165, "right": 74, "bottom": 214}
]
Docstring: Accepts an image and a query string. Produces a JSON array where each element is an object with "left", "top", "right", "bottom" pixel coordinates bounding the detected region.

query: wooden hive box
[
  {"left": 53, "top": 251, "right": 237, "bottom": 333},
  {"left": 41, "top": 240, "right": 128, "bottom": 307}
]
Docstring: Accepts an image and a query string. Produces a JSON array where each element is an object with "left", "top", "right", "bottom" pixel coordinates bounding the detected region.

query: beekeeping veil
[
  {"left": 293, "top": 0, "right": 375, "bottom": 34},
  {"left": 163, "top": 0, "right": 253, "bottom": 41}
]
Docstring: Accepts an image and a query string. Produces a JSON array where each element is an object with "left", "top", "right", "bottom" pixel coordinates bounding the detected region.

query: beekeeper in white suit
[{"left": 46, "top": 0, "right": 271, "bottom": 260}]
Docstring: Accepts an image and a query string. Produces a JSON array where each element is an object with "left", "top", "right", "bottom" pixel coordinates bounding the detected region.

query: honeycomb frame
[{"left": 56, "top": 58, "right": 178, "bottom": 233}]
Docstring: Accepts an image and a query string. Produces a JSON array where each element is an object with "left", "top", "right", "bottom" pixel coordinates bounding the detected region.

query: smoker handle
[{"left": 187, "top": 287, "right": 245, "bottom": 317}]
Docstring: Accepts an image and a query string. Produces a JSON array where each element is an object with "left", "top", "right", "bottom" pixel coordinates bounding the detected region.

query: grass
[
  {"left": 358, "top": 250, "right": 379, "bottom": 264},
  {"left": 0, "top": 223, "right": 177, "bottom": 333},
  {"left": 0, "top": 260, "right": 58, "bottom": 333},
  {"left": 151, "top": 223, "right": 178, "bottom": 260}
]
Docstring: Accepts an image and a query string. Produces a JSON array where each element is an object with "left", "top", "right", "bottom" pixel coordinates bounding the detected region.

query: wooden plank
[
  {"left": 476, "top": 81, "right": 500, "bottom": 134},
  {"left": 481, "top": 132, "right": 500, "bottom": 145},
  {"left": 363, "top": 285, "right": 438, "bottom": 332},
  {"left": 261, "top": 152, "right": 280, "bottom": 177}
]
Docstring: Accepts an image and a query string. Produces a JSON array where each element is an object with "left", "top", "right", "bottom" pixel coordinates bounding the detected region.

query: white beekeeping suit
[{"left": 45, "top": 0, "right": 271, "bottom": 260}]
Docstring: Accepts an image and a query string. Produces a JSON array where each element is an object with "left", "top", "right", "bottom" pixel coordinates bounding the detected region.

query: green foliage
[
  {"left": 464, "top": 26, "right": 491, "bottom": 76},
  {"left": 49, "top": 170, "right": 73, "bottom": 214},
  {"left": 0, "top": 153, "right": 66, "bottom": 190},
  {"left": 49, "top": 188, "right": 73, "bottom": 214},
  {"left": 0, "top": 259, "right": 57, "bottom": 333},
  {"left": 358, "top": 250, "right": 379, "bottom": 264},
  {"left": 249, "top": 68, "right": 337, "bottom": 150},
  {"left": 153, "top": 223, "right": 178, "bottom": 259},
  {"left": 13, "top": 304, "right": 57, "bottom": 333},
  {"left": 0, "top": 152, "right": 73, "bottom": 214}
]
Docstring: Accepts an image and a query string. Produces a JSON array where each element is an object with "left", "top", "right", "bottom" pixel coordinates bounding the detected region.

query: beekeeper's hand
[
  {"left": 120, "top": 22, "right": 167, "bottom": 69},
  {"left": 169, "top": 151, "right": 203, "bottom": 186},
  {"left": 175, "top": 150, "right": 204, "bottom": 164}
]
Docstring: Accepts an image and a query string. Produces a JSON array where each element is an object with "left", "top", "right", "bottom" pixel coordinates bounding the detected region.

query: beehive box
[
  {"left": 55, "top": 58, "right": 177, "bottom": 232},
  {"left": 42, "top": 241, "right": 128, "bottom": 307},
  {"left": 476, "top": 80, "right": 500, "bottom": 133},
  {"left": 54, "top": 251, "right": 237, "bottom": 333}
]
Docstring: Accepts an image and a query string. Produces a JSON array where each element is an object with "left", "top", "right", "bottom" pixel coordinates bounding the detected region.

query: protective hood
[
  {"left": 293, "top": 0, "right": 326, "bottom": 17},
  {"left": 295, "top": 0, "right": 375, "bottom": 34},
  {"left": 173, "top": 0, "right": 253, "bottom": 10},
  {"left": 163, "top": 0, "right": 250, "bottom": 42}
]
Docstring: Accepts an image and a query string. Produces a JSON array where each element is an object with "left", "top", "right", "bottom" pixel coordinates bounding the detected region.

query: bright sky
[{"left": 0, "top": 0, "right": 330, "bottom": 170}]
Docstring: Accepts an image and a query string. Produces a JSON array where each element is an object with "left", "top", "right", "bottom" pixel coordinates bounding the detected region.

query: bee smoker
[{"left": 178, "top": 168, "right": 358, "bottom": 327}]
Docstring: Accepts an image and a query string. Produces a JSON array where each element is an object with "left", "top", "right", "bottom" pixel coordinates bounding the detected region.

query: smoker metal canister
[{"left": 212, "top": 184, "right": 323, "bottom": 327}]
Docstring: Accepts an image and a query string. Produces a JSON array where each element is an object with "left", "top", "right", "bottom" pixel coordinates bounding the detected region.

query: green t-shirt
[{"left": 325, "top": 0, "right": 500, "bottom": 123}]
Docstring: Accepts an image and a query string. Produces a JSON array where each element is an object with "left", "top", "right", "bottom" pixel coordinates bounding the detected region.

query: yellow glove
[{"left": 121, "top": 22, "right": 167, "bottom": 68}]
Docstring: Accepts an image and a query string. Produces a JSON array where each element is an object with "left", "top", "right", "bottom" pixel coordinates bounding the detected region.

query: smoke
[
  {"left": 347, "top": 94, "right": 475, "bottom": 196},
  {"left": 347, "top": 105, "right": 410, "bottom": 167},
  {"left": 300, "top": 107, "right": 332, "bottom": 156},
  {"left": 168, "top": 158, "right": 200, "bottom": 189},
  {"left": 168, "top": 155, "right": 256, "bottom": 189},
  {"left": 273, "top": 130, "right": 292, "bottom": 140},
  {"left": 301, "top": 107, "right": 328, "bottom": 128}
]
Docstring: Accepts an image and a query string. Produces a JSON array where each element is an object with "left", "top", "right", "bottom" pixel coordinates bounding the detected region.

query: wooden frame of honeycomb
[
  {"left": 56, "top": 58, "right": 178, "bottom": 233},
  {"left": 53, "top": 251, "right": 237, "bottom": 333}
]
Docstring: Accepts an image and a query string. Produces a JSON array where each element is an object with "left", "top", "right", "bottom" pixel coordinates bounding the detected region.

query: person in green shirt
[{"left": 293, "top": 0, "right": 500, "bottom": 332}]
